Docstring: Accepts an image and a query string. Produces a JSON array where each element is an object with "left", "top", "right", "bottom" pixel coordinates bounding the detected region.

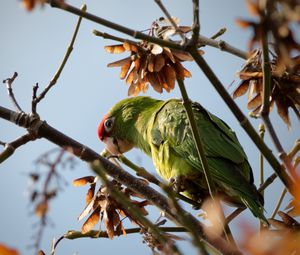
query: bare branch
[
  {"left": 198, "top": 35, "right": 247, "bottom": 59},
  {"left": 191, "top": 0, "right": 200, "bottom": 44},
  {"left": 210, "top": 28, "right": 226, "bottom": 40},
  {"left": 31, "top": 4, "right": 86, "bottom": 113},
  {"left": 3, "top": 72, "right": 23, "bottom": 112},
  {"left": 270, "top": 187, "right": 287, "bottom": 219},
  {"left": 0, "top": 133, "right": 37, "bottom": 163},
  {"left": 93, "top": 30, "right": 138, "bottom": 45}
]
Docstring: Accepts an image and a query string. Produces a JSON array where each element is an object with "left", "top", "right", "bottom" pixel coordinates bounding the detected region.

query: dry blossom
[
  {"left": 105, "top": 18, "right": 203, "bottom": 96},
  {"left": 234, "top": 50, "right": 300, "bottom": 128},
  {"left": 73, "top": 176, "right": 149, "bottom": 239}
]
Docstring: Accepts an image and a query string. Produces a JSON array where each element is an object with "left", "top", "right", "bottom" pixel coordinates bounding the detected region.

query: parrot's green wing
[{"left": 150, "top": 99, "right": 266, "bottom": 221}]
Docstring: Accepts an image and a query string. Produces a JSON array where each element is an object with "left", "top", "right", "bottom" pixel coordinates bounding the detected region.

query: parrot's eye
[{"left": 104, "top": 117, "right": 114, "bottom": 132}]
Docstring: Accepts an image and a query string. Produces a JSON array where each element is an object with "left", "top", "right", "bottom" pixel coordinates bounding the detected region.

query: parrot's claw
[{"left": 169, "top": 176, "right": 186, "bottom": 193}]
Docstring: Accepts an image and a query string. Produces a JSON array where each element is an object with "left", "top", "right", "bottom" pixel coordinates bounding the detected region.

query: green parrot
[{"left": 98, "top": 96, "right": 266, "bottom": 222}]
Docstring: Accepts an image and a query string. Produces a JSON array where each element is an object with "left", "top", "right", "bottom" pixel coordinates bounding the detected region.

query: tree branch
[
  {"left": 63, "top": 227, "right": 187, "bottom": 240},
  {"left": 259, "top": 16, "right": 295, "bottom": 181},
  {"left": 0, "top": 133, "right": 37, "bottom": 163},
  {"left": 47, "top": 0, "right": 248, "bottom": 60}
]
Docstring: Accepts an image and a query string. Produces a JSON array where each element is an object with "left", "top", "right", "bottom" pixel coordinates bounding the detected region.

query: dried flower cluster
[
  {"left": 237, "top": 0, "right": 300, "bottom": 67},
  {"left": 234, "top": 50, "right": 300, "bottom": 128},
  {"left": 241, "top": 211, "right": 300, "bottom": 255},
  {"left": 74, "top": 176, "right": 149, "bottom": 239},
  {"left": 105, "top": 18, "right": 201, "bottom": 96}
]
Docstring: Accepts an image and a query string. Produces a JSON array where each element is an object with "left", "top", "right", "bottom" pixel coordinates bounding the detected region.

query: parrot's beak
[{"left": 102, "top": 137, "right": 134, "bottom": 155}]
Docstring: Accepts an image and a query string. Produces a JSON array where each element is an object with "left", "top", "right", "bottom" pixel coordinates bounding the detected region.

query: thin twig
[
  {"left": 93, "top": 30, "right": 138, "bottom": 45},
  {"left": 177, "top": 79, "right": 236, "bottom": 248},
  {"left": 91, "top": 161, "right": 183, "bottom": 255},
  {"left": 3, "top": 72, "right": 23, "bottom": 112},
  {"left": 259, "top": 123, "right": 265, "bottom": 197},
  {"left": 188, "top": 47, "right": 294, "bottom": 191},
  {"left": 154, "top": 0, "right": 186, "bottom": 42},
  {"left": 0, "top": 133, "right": 36, "bottom": 164},
  {"left": 210, "top": 28, "right": 226, "bottom": 40},
  {"left": 288, "top": 139, "right": 300, "bottom": 159},
  {"left": 32, "top": 4, "right": 86, "bottom": 113},
  {"left": 259, "top": 7, "right": 295, "bottom": 182},
  {"left": 270, "top": 187, "right": 287, "bottom": 219},
  {"left": 259, "top": 123, "right": 265, "bottom": 230},
  {"left": 191, "top": 0, "right": 200, "bottom": 44},
  {"left": 177, "top": 78, "right": 215, "bottom": 197},
  {"left": 198, "top": 35, "right": 247, "bottom": 59},
  {"left": 63, "top": 227, "right": 187, "bottom": 240}
]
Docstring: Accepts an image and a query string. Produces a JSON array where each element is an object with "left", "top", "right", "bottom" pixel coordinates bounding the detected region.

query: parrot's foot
[{"left": 169, "top": 176, "right": 187, "bottom": 193}]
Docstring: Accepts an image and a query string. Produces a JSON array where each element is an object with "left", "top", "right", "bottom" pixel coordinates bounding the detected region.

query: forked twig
[
  {"left": 3, "top": 72, "right": 23, "bottom": 112},
  {"left": 32, "top": 4, "right": 86, "bottom": 114}
]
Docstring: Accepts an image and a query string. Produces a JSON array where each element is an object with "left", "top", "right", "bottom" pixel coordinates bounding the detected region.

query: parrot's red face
[{"left": 98, "top": 114, "right": 134, "bottom": 155}]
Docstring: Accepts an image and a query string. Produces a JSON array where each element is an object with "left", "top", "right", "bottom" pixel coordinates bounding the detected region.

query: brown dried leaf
[
  {"left": 128, "top": 83, "right": 137, "bottom": 96},
  {"left": 104, "top": 210, "right": 115, "bottom": 239},
  {"left": 276, "top": 99, "right": 291, "bottom": 128},
  {"left": 107, "top": 57, "right": 131, "bottom": 68},
  {"left": 163, "top": 65, "right": 176, "bottom": 90},
  {"left": 126, "top": 68, "right": 136, "bottom": 85},
  {"left": 115, "top": 221, "right": 126, "bottom": 237},
  {"left": 147, "top": 54, "right": 155, "bottom": 72},
  {"left": 238, "top": 71, "right": 263, "bottom": 80},
  {"left": 120, "top": 61, "right": 132, "bottom": 80},
  {"left": 147, "top": 73, "right": 163, "bottom": 93},
  {"left": 123, "top": 41, "right": 139, "bottom": 52},
  {"left": 154, "top": 54, "right": 165, "bottom": 72},
  {"left": 104, "top": 44, "right": 126, "bottom": 54},
  {"left": 247, "top": 93, "right": 262, "bottom": 109},
  {"left": 157, "top": 72, "right": 170, "bottom": 92},
  {"left": 278, "top": 211, "right": 300, "bottom": 227},
  {"left": 73, "top": 176, "right": 96, "bottom": 187},
  {"left": 163, "top": 47, "right": 176, "bottom": 63},
  {"left": 172, "top": 49, "right": 194, "bottom": 61},
  {"left": 86, "top": 183, "right": 96, "bottom": 205},
  {"left": 81, "top": 207, "right": 101, "bottom": 234},
  {"left": 233, "top": 80, "right": 250, "bottom": 99},
  {"left": 173, "top": 62, "right": 191, "bottom": 80}
]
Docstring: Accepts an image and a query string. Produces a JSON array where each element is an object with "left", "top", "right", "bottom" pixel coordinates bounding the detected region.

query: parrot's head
[
  {"left": 98, "top": 97, "right": 149, "bottom": 155},
  {"left": 98, "top": 112, "right": 135, "bottom": 155}
]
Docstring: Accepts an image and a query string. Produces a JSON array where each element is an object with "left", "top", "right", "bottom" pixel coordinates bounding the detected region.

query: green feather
[{"left": 106, "top": 96, "right": 266, "bottom": 222}]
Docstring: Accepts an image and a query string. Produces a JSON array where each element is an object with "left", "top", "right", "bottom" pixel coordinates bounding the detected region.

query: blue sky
[{"left": 0, "top": 1, "right": 299, "bottom": 254}]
